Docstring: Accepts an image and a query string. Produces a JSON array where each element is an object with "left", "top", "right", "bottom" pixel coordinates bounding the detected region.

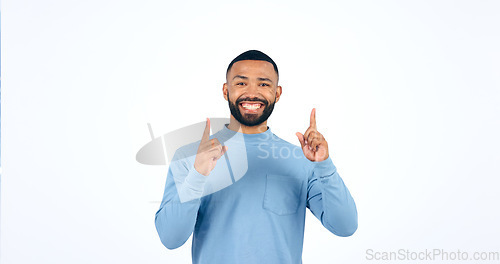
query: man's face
[{"left": 223, "top": 60, "right": 282, "bottom": 127}]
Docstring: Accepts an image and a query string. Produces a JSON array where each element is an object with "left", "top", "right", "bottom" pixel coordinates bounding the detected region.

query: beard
[{"left": 228, "top": 91, "right": 276, "bottom": 127}]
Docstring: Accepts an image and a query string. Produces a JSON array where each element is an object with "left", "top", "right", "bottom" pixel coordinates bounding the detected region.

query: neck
[{"left": 227, "top": 115, "right": 269, "bottom": 134}]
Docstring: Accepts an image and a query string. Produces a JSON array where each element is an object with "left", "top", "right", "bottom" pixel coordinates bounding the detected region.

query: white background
[{"left": 2, "top": 0, "right": 500, "bottom": 263}]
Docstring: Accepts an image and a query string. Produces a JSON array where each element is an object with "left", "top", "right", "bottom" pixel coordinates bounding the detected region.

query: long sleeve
[
  {"left": 306, "top": 156, "right": 358, "bottom": 237},
  {"left": 154, "top": 150, "right": 208, "bottom": 249}
]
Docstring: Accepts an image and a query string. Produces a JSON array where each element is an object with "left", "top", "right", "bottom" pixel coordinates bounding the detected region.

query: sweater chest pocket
[{"left": 263, "top": 174, "right": 303, "bottom": 215}]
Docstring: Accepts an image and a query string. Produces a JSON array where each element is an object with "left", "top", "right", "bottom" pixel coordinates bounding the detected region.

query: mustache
[{"left": 235, "top": 97, "right": 268, "bottom": 106}]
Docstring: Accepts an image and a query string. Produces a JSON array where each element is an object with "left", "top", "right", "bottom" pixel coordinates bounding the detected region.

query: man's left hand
[{"left": 296, "top": 108, "right": 329, "bottom": 162}]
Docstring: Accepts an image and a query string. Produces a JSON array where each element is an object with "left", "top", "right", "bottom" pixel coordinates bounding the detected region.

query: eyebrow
[
  {"left": 233, "top": 75, "right": 248, "bottom": 80},
  {"left": 232, "top": 75, "right": 274, "bottom": 84},
  {"left": 257, "top": 77, "right": 273, "bottom": 84}
]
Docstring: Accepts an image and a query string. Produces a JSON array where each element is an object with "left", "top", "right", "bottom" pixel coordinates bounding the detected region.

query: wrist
[{"left": 194, "top": 163, "right": 210, "bottom": 176}]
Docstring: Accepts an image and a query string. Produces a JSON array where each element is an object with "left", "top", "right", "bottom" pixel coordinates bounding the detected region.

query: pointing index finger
[
  {"left": 310, "top": 108, "right": 317, "bottom": 129},
  {"left": 202, "top": 118, "right": 211, "bottom": 142}
]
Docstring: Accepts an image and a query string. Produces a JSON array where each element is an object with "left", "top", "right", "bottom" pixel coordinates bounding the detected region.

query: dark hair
[{"left": 226, "top": 50, "right": 279, "bottom": 78}]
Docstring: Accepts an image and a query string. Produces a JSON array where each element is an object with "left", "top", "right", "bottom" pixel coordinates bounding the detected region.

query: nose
[{"left": 244, "top": 82, "right": 261, "bottom": 97}]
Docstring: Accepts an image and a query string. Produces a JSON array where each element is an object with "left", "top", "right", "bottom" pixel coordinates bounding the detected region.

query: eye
[
  {"left": 236, "top": 82, "right": 245, "bottom": 86},
  {"left": 259, "top": 83, "right": 270, "bottom": 87}
]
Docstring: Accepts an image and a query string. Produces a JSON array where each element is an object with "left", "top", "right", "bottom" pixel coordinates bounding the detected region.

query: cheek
[
  {"left": 226, "top": 89, "right": 237, "bottom": 102},
  {"left": 228, "top": 87, "right": 243, "bottom": 100},
  {"left": 265, "top": 91, "right": 277, "bottom": 101}
]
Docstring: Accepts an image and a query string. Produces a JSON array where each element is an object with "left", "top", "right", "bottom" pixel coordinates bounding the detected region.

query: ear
[
  {"left": 275, "top": 85, "right": 282, "bottom": 103},
  {"left": 223, "top": 83, "right": 228, "bottom": 101}
]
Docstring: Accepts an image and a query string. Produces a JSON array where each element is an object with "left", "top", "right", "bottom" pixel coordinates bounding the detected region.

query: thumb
[
  {"left": 296, "top": 132, "right": 305, "bottom": 148},
  {"left": 216, "top": 145, "right": 229, "bottom": 160},
  {"left": 221, "top": 145, "right": 229, "bottom": 155}
]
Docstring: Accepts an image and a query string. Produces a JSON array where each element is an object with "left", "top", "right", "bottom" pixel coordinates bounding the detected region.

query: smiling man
[{"left": 155, "top": 50, "right": 358, "bottom": 263}]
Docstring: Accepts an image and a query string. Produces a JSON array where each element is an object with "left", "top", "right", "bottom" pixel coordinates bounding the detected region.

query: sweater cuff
[
  {"left": 312, "top": 156, "right": 337, "bottom": 178},
  {"left": 178, "top": 166, "right": 208, "bottom": 203}
]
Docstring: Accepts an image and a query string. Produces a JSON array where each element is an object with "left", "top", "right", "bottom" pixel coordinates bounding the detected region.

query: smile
[
  {"left": 241, "top": 103, "right": 262, "bottom": 110},
  {"left": 239, "top": 102, "right": 264, "bottom": 113}
]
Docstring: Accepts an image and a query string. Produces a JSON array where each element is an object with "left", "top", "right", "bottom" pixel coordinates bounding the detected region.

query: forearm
[
  {"left": 311, "top": 158, "right": 358, "bottom": 237},
  {"left": 155, "top": 199, "right": 201, "bottom": 249},
  {"left": 155, "top": 166, "right": 207, "bottom": 249}
]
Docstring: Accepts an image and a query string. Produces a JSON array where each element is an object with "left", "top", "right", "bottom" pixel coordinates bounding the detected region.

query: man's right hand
[{"left": 194, "top": 118, "right": 228, "bottom": 176}]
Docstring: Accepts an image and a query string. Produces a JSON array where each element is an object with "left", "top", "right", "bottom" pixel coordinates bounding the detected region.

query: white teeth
[{"left": 242, "top": 103, "right": 261, "bottom": 110}]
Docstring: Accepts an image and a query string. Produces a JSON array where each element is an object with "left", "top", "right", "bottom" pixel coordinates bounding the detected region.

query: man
[{"left": 155, "top": 50, "right": 358, "bottom": 263}]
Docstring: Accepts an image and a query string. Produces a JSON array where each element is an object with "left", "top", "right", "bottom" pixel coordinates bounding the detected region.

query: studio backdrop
[{"left": 1, "top": 0, "right": 499, "bottom": 263}]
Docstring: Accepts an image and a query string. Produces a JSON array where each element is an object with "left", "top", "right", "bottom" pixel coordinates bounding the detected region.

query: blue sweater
[{"left": 155, "top": 125, "right": 358, "bottom": 263}]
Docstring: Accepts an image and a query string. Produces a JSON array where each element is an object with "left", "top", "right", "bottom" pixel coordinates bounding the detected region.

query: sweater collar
[{"left": 215, "top": 123, "right": 274, "bottom": 144}]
